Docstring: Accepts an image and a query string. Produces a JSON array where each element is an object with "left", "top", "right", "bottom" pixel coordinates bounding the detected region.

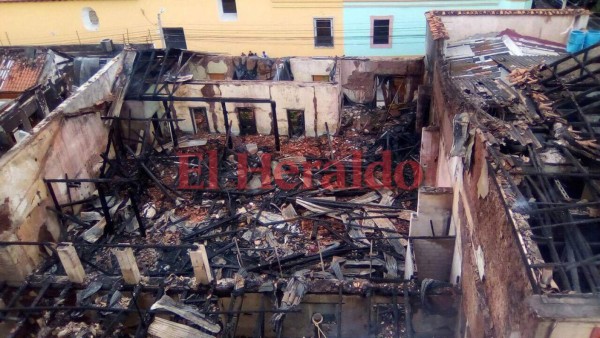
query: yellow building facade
[{"left": 0, "top": 0, "right": 344, "bottom": 57}]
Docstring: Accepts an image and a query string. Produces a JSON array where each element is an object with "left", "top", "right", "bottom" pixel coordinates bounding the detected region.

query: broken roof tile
[{"left": 0, "top": 50, "right": 46, "bottom": 93}]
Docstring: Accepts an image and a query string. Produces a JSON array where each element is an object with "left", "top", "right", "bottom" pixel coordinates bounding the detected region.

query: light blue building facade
[{"left": 343, "top": 0, "right": 533, "bottom": 56}]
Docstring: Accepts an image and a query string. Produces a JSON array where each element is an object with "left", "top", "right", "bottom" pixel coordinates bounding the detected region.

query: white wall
[
  {"left": 290, "top": 58, "right": 336, "bottom": 82},
  {"left": 0, "top": 52, "right": 130, "bottom": 282},
  {"left": 441, "top": 13, "right": 589, "bottom": 44},
  {"left": 152, "top": 81, "right": 343, "bottom": 137}
]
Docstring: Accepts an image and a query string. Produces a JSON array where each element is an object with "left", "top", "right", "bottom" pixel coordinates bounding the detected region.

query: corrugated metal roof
[
  {"left": 446, "top": 30, "right": 566, "bottom": 78},
  {"left": 446, "top": 37, "right": 510, "bottom": 60},
  {"left": 450, "top": 59, "right": 502, "bottom": 78},
  {"left": 491, "top": 55, "right": 562, "bottom": 70},
  {"left": 0, "top": 51, "right": 45, "bottom": 93}
]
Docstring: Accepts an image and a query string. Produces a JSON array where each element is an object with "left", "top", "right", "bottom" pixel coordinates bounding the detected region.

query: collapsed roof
[
  {"left": 0, "top": 49, "right": 459, "bottom": 337},
  {"left": 441, "top": 23, "right": 600, "bottom": 294}
]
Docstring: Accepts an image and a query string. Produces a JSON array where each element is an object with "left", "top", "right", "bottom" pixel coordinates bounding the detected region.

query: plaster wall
[
  {"left": 0, "top": 53, "right": 128, "bottom": 283},
  {"left": 441, "top": 14, "right": 589, "bottom": 44},
  {"left": 0, "top": 114, "right": 108, "bottom": 283},
  {"left": 290, "top": 58, "right": 337, "bottom": 82},
  {"left": 409, "top": 187, "right": 452, "bottom": 237},
  {"left": 339, "top": 57, "right": 424, "bottom": 104},
  {"left": 0, "top": 0, "right": 344, "bottom": 57},
  {"left": 164, "top": 55, "right": 425, "bottom": 108},
  {"left": 188, "top": 55, "right": 337, "bottom": 82},
  {"left": 189, "top": 56, "right": 275, "bottom": 81},
  {"left": 412, "top": 238, "right": 455, "bottom": 281},
  {"left": 127, "top": 80, "right": 341, "bottom": 138}
]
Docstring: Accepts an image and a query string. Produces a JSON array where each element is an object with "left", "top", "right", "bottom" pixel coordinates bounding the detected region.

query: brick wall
[
  {"left": 459, "top": 136, "right": 537, "bottom": 337},
  {"left": 429, "top": 42, "right": 538, "bottom": 337}
]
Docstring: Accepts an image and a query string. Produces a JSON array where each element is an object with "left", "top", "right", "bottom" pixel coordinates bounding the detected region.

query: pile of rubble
[
  {"left": 507, "top": 65, "right": 600, "bottom": 160},
  {"left": 15, "top": 115, "right": 425, "bottom": 337},
  {"left": 508, "top": 66, "right": 556, "bottom": 118}
]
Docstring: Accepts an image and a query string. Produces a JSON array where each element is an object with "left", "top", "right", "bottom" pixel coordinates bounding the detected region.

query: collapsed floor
[{"left": 0, "top": 105, "right": 458, "bottom": 337}]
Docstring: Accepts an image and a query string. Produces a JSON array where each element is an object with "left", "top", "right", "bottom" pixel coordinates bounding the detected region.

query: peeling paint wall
[
  {"left": 188, "top": 55, "right": 337, "bottom": 82},
  {"left": 124, "top": 56, "right": 425, "bottom": 139},
  {"left": 440, "top": 13, "right": 589, "bottom": 44},
  {"left": 290, "top": 58, "right": 337, "bottom": 82},
  {"left": 427, "top": 33, "right": 538, "bottom": 337},
  {"left": 340, "top": 57, "right": 424, "bottom": 104},
  {"left": 188, "top": 56, "right": 274, "bottom": 81},
  {"left": 128, "top": 80, "right": 341, "bottom": 138},
  {"left": 185, "top": 55, "right": 425, "bottom": 102},
  {"left": 0, "top": 52, "right": 131, "bottom": 283}
]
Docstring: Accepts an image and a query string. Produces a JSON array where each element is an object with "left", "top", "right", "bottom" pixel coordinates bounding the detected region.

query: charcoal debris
[
  {"left": 0, "top": 86, "right": 435, "bottom": 338},
  {"left": 151, "top": 295, "right": 221, "bottom": 334}
]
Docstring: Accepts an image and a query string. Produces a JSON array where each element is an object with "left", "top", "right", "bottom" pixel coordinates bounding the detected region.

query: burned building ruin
[
  {"left": 0, "top": 8, "right": 598, "bottom": 338},
  {"left": 0, "top": 48, "right": 458, "bottom": 338},
  {"left": 425, "top": 8, "right": 600, "bottom": 338}
]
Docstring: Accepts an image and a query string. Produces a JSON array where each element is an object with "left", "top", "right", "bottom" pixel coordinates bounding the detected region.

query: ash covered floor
[{"left": 0, "top": 105, "right": 458, "bottom": 338}]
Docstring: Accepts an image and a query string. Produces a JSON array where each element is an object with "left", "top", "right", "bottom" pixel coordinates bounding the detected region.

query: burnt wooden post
[
  {"left": 128, "top": 188, "right": 146, "bottom": 237},
  {"left": 44, "top": 180, "right": 62, "bottom": 215},
  {"left": 325, "top": 122, "right": 333, "bottom": 160},
  {"left": 96, "top": 183, "right": 115, "bottom": 235},
  {"left": 271, "top": 101, "right": 280, "bottom": 151},
  {"left": 162, "top": 100, "right": 178, "bottom": 148},
  {"left": 415, "top": 85, "right": 431, "bottom": 135},
  {"left": 221, "top": 101, "right": 233, "bottom": 149}
]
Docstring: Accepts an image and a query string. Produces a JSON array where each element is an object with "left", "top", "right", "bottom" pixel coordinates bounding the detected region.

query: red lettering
[
  {"left": 237, "top": 153, "right": 273, "bottom": 190},
  {"left": 206, "top": 149, "right": 219, "bottom": 189},
  {"left": 177, "top": 152, "right": 204, "bottom": 189},
  {"left": 394, "top": 160, "right": 422, "bottom": 190},
  {"left": 364, "top": 151, "right": 392, "bottom": 190},
  {"left": 321, "top": 161, "right": 346, "bottom": 190},
  {"left": 301, "top": 160, "right": 321, "bottom": 189},
  {"left": 274, "top": 160, "right": 300, "bottom": 191},
  {"left": 351, "top": 150, "right": 363, "bottom": 189}
]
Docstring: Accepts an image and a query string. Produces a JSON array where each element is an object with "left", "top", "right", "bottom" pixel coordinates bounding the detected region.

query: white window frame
[
  {"left": 218, "top": 0, "right": 238, "bottom": 21},
  {"left": 371, "top": 16, "right": 393, "bottom": 48},
  {"left": 313, "top": 17, "right": 334, "bottom": 48}
]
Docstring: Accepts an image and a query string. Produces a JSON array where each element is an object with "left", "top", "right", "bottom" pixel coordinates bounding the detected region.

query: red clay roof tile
[{"left": 0, "top": 52, "right": 45, "bottom": 93}]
